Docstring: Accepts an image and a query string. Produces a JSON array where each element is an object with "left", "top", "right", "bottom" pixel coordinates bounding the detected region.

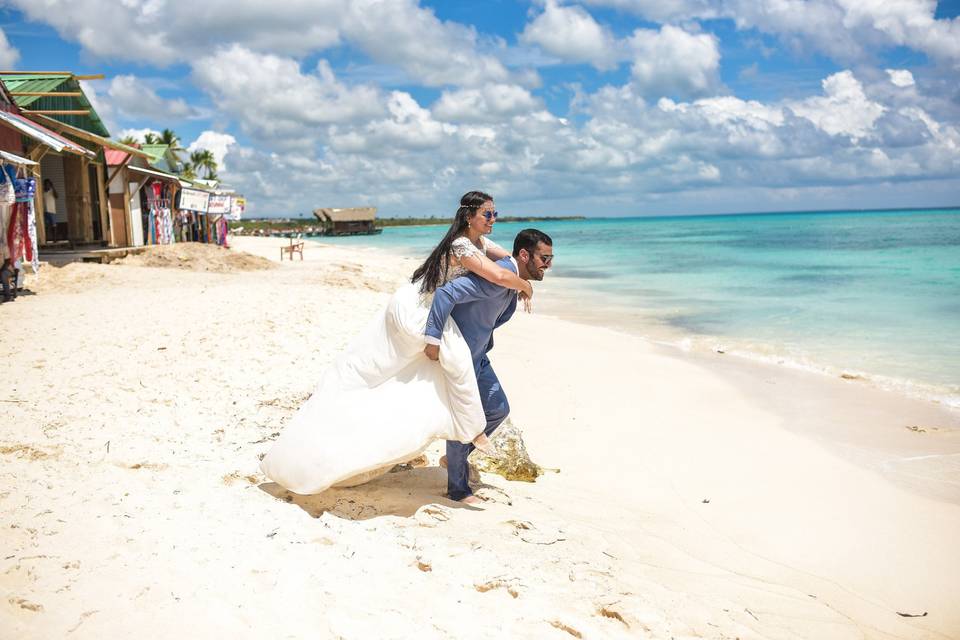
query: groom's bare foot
[
  {"left": 459, "top": 495, "right": 483, "bottom": 505},
  {"left": 439, "top": 455, "right": 447, "bottom": 469}
]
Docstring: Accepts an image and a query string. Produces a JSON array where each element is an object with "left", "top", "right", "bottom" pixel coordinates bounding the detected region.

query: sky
[{"left": 0, "top": 0, "right": 958, "bottom": 218}]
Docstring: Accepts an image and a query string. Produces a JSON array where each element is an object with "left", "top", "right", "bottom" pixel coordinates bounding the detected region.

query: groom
[{"left": 423, "top": 228, "right": 554, "bottom": 504}]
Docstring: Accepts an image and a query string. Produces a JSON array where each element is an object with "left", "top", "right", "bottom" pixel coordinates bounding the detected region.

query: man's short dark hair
[{"left": 512, "top": 228, "right": 553, "bottom": 257}]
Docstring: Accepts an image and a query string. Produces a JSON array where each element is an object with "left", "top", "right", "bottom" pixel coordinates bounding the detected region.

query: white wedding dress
[{"left": 260, "top": 236, "right": 504, "bottom": 495}]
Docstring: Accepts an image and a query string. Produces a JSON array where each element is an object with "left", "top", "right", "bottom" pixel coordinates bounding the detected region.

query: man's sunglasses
[{"left": 534, "top": 252, "right": 554, "bottom": 264}]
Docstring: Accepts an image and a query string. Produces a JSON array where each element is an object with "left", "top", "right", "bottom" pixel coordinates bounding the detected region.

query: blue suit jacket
[{"left": 425, "top": 257, "right": 519, "bottom": 368}]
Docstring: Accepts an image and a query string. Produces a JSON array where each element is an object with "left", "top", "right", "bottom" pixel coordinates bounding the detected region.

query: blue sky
[{"left": 0, "top": 0, "right": 958, "bottom": 217}]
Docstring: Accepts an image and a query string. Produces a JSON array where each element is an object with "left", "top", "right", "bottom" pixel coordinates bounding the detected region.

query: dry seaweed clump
[
  {"left": 469, "top": 418, "right": 544, "bottom": 482},
  {"left": 117, "top": 244, "right": 275, "bottom": 272}
]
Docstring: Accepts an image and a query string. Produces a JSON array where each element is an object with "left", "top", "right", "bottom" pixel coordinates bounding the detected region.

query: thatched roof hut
[{"left": 312, "top": 207, "right": 379, "bottom": 235}]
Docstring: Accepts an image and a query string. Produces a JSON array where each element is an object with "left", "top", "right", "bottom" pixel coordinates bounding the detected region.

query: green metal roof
[
  {"left": 0, "top": 73, "right": 110, "bottom": 137},
  {"left": 140, "top": 143, "right": 183, "bottom": 173},
  {"left": 140, "top": 143, "right": 169, "bottom": 164}
]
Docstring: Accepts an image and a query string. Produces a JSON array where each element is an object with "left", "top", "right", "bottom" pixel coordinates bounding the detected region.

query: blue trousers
[{"left": 446, "top": 357, "right": 510, "bottom": 501}]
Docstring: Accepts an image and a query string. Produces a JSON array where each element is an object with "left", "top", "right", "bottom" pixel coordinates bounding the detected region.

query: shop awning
[
  {"left": 128, "top": 164, "right": 183, "bottom": 183},
  {"left": 0, "top": 109, "right": 94, "bottom": 157},
  {"left": 0, "top": 149, "right": 38, "bottom": 165},
  {"left": 29, "top": 113, "right": 149, "bottom": 159}
]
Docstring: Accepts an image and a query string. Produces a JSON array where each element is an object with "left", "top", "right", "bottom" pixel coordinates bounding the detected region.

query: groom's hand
[{"left": 424, "top": 344, "right": 440, "bottom": 361}]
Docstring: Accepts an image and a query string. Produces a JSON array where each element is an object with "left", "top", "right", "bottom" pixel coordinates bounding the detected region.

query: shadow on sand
[{"left": 259, "top": 465, "right": 485, "bottom": 520}]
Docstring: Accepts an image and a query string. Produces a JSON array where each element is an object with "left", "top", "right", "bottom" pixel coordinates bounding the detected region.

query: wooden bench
[{"left": 280, "top": 236, "right": 304, "bottom": 261}]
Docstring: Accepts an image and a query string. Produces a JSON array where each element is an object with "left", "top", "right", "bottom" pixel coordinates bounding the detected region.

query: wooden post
[
  {"left": 63, "top": 154, "right": 83, "bottom": 243},
  {"left": 80, "top": 156, "right": 93, "bottom": 242},
  {"left": 95, "top": 162, "right": 110, "bottom": 246},
  {"left": 32, "top": 164, "right": 45, "bottom": 246},
  {"left": 122, "top": 168, "right": 133, "bottom": 246}
]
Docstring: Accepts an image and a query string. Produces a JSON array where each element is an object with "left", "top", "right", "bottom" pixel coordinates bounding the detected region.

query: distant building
[{"left": 312, "top": 207, "right": 380, "bottom": 235}]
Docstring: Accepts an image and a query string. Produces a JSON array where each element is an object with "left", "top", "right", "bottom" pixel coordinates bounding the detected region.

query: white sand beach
[{"left": 2, "top": 236, "right": 959, "bottom": 639}]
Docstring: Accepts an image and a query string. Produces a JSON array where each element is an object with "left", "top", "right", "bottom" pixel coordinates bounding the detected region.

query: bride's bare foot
[{"left": 472, "top": 433, "right": 496, "bottom": 456}]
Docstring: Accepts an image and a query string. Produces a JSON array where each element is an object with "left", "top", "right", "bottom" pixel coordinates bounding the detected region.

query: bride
[{"left": 260, "top": 191, "right": 532, "bottom": 495}]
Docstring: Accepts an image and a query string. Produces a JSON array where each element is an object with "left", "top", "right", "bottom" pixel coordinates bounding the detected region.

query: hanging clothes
[{"left": 7, "top": 175, "right": 36, "bottom": 268}]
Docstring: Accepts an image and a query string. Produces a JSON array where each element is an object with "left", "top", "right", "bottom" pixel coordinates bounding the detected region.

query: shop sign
[
  {"left": 207, "top": 194, "right": 231, "bottom": 215},
  {"left": 179, "top": 188, "right": 209, "bottom": 212},
  {"left": 230, "top": 197, "right": 246, "bottom": 221}
]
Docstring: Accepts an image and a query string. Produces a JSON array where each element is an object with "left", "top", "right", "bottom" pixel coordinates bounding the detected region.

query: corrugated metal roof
[
  {"left": 139, "top": 144, "right": 169, "bottom": 163},
  {"left": 128, "top": 164, "right": 181, "bottom": 183},
  {"left": 0, "top": 109, "right": 94, "bottom": 157},
  {"left": 0, "top": 74, "right": 110, "bottom": 137},
  {"left": 104, "top": 149, "right": 130, "bottom": 165}
]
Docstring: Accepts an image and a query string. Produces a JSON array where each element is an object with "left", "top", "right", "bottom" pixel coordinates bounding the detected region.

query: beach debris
[
  {"left": 474, "top": 578, "right": 520, "bottom": 598},
  {"left": 9, "top": 597, "right": 43, "bottom": 612},
  {"left": 702, "top": 498, "right": 711, "bottom": 504},
  {"left": 469, "top": 418, "right": 544, "bottom": 482},
  {"left": 598, "top": 607, "right": 629, "bottom": 628},
  {"left": 66, "top": 609, "right": 99, "bottom": 633},
  {"left": 415, "top": 558, "right": 432, "bottom": 572},
  {"left": 896, "top": 611, "right": 928, "bottom": 618},
  {"left": 508, "top": 520, "right": 566, "bottom": 545},
  {"left": 0, "top": 444, "right": 59, "bottom": 460},
  {"left": 248, "top": 432, "right": 281, "bottom": 444},
  {"left": 840, "top": 372, "right": 863, "bottom": 380},
  {"left": 414, "top": 504, "right": 451, "bottom": 527},
  {"left": 905, "top": 425, "right": 927, "bottom": 433},
  {"left": 745, "top": 608, "right": 759, "bottom": 621},
  {"left": 549, "top": 621, "right": 583, "bottom": 638},
  {"left": 390, "top": 454, "right": 429, "bottom": 473}
]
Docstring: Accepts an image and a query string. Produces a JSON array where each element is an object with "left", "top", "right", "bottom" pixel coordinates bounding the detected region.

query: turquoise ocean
[{"left": 315, "top": 208, "right": 960, "bottom": 407}]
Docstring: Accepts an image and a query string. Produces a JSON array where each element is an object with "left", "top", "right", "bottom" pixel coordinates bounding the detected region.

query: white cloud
[
  {"left": 788, "top": 71, "right": 886, "bottom": 139},
  {"left": 116, "top": 128, "right": 160, "bottom": 143},
  {"left": 6, "top": 0, "right": 511, "bottom": 87},
  {"left": 187, "top": 131, "right": 237, "bottom": 170},
  {"left": 340, "top": 0, "right": 510, "bottom": 87},
  {"left": 433, "top": 84, "right": 541, "bottom": 123},
  {"left": 629, "top": 25, "right": 722, "bottom": 97},
  {"left": 191, "top": 46, "right": 385, "bottom": 149},
  {"left": 585, "top": 0, "right": 960, "bottom": 66},
  {"left": 107, "top": 75, "right": 205, "bottom": 122},
  {"left": 886, "top": 68, "right": 915, "bottom": 88},
  {"left": 520, "top": 0, "right": 622, "bottom": 70},
  {"left": 0, "top": 28, "right": 20, "bottom": 68}
]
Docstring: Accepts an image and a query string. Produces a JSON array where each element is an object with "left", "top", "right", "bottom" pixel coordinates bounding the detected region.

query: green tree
[
  {"left": 143, "top": 131, "right": 160, "bottom": 144},
  {"left": 159, "top": 128, "right": 185, "bottom": 163},
  {"left": 189, "top": 149, "right": 218, "bottom": 179},
  {"left": 118, "top": 135, "right": 139, "bottom": 146}
]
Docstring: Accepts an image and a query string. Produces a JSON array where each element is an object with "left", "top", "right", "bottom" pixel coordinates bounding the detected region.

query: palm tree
[
  {"left": 143, "top": 132, "right": 160, "bottom": 145},
  {"left": 159, "top": 128, "right": 185, "bottom": 166},
  {"left": 159, "top": 128, "right": 180, "bottom": 148},
  {"left": 118, "top": 135, "right": 139, "bottom": 146},
  {"left": 179, "top": 162, "right": 197, "bottom": 181},
  {"left": 189, "top": 149, "right": 218, "bottom": 179}
]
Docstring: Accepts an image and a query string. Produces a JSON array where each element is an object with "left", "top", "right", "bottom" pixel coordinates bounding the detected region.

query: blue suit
[{"left": 425, "top": 257, "right": 519, "bottom": 500}]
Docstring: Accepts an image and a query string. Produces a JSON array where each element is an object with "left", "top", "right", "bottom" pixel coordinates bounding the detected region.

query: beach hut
[
  {"left": 105, "top": 148, "right": 184, "bottom": 247},
  {"left": 0, "top": 71, "right": 146, "bottom": 248},
  {"left": 312, "top": 207, "right": 380, "bottom": 236}
]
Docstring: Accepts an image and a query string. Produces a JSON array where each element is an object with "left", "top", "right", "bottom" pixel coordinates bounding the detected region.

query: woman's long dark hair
[{"left": 411, "top": 190, "right": 492, "bottom": 293}]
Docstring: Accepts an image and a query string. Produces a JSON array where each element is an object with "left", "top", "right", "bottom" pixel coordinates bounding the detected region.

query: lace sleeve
[{"left": 450, "top": 236, "right": 481, "bottom": 262}]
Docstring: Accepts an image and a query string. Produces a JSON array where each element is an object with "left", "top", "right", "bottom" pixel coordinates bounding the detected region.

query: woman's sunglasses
[{"left": 481, "top": 210, "right": 499, "bottom": 221}]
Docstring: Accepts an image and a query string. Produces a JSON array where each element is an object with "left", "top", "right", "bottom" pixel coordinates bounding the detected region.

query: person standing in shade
[{"left": 42, "top": 179, "right": 58, "bottom": 242}]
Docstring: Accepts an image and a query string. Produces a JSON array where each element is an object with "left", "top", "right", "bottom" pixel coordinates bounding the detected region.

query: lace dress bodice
[{"left": 444, "top": 235, "right": 503, "bottom": 284}]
